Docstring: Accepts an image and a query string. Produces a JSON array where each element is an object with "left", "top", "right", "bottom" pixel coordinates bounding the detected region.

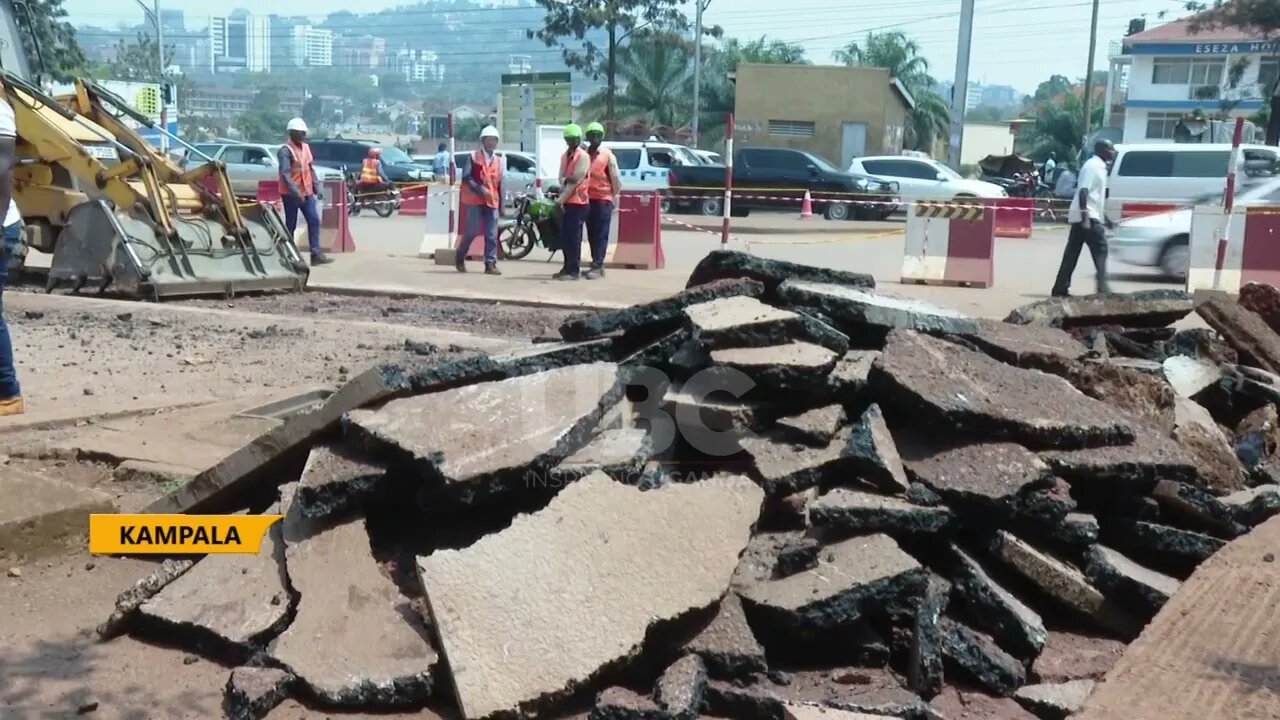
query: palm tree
[
  {"left": 832, "top": 31, "right": 948, "bottom": 153},
  {"left": 906, "top": 90, "right": 951, "bottom": 153},
  {"left": 577, "top": 35, "right": 692, "bottom": 129}
]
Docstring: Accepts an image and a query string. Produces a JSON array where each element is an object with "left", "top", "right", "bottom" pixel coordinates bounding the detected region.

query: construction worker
[
  {"left": 0, "top": 93, "right": 22, "bottom": 416},
  {"left": 277, "top": 117, "right": 333, "bottom": 266},
  {"left": 554, "top": 122, "right": 591, "bottom": 280},
  {"left": 456, "top": 124, "right": 503, "bottom": 275},
  {"left": 583, "top": 121, "right": 621, "bottom": 279},
  {"left": 356, "top": 147, "right": 392, "bottom": 195}
]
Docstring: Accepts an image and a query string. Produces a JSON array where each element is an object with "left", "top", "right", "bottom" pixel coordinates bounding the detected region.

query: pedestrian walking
[
  {"left": 553, "top": 123, "right": 591, "bottom": 281},
  {"left": 1051, "top": 139, "right": 1115, "bottom": 297},
  {"left": 455, "top": 125, "right": 503, "bottom": 275},
  {"left": 278, "top": 117, "right": 333, "bottom": 266},
  {"left": 0, "top": 94, "right": 22, "bottom": 415},
  {"left": 433, "top": 142, "right": 450, "bottom": 179},
  {"left": 583, "top": 121, "right": 621, "bottom": 279}
]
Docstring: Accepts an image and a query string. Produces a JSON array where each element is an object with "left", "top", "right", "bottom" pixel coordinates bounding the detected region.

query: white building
[
  {"left": 1118, "top": 17, "right": 1273, "bottom": 142},
  {"left": 209, "top": 13, "right": 271, "bottom": 73},
  {"left": 292, "top": 25, "right": 333, "bottom": 67},
  {"left": 396, "top": 49, "right": 444, "bottom": 83}
]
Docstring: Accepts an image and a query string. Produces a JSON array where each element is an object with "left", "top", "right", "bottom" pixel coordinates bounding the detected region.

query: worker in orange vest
[
  {"left": 357, "top": 146, "right": 392, "bottom": 194},
  {"left": 277, "top": 117, "right": 332, "bottom": 265},
  {"left": 583, "top": 121, "right": 621, "bottom": 279},
  {"left": 554, "top": 123, "right": 591, "bottom": 280},
  {"left": 456, "top": 125, "right": 503, "bottom": 275}
]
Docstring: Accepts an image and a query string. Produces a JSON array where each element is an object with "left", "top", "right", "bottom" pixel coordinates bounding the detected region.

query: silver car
[
  {"left": 1109, "top": 178, "right": 1280, "bottom": 279},
  {"left": 184, "top": 142, "right": 345, "bottom": 197}
]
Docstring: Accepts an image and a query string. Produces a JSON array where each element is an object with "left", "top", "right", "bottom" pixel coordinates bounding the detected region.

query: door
[
  {"left": 222, "top": 145, "right": 277, "bottom": 197},
  {"left": 840, "top": 122, "right": 868, "bottom": 170},
  {"left": 638, "top": 146, "right": 675, "bottom": 191}
]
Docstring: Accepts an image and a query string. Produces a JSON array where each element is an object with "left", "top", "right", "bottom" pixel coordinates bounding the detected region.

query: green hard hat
[
  {"left": 585, "top": 121, "right": 605, "bottom": 136},
  {"left": 563, "top": 123, "right": 583, "bottom": 139}
]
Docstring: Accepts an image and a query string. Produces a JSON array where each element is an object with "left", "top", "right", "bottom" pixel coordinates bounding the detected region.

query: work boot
[
  {"left": 583, "top": 266, "right": 605, "bottom": 280},
  {"left": 552, "top": 270, "right": 580, "bottom": 281},
  {"left": 0, "top": 396, "right": 24, "bottom": 417},
  {"left": 311, "top": 253, "right": 334, "bottom": 266},
  {"left": 455, "top": 259, "right": 467, "bottom": 273},
  {"left": 485, "top": 262, "right": 502, "bottom": 276}
]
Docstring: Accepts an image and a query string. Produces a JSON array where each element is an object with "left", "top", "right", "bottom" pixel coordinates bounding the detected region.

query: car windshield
[
  {"left": 378, "top": 146, "right": 415, "bottom": 164},
  {"left": 803, "top": 152, "right": 840, "bottom": 172},
  {"left": 666, "top": 146, "right": 703, "bottom": 166},
  {"left": 933, "top": 162, "right": 962, "bottom": 180}
]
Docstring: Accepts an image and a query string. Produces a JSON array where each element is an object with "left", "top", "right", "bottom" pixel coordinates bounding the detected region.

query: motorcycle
[
  {"left": 343, "top": 171, "right": 401, "bottom": 218},
  {"left": 500, "top": 192, "right": 560, "bottom": 260}
]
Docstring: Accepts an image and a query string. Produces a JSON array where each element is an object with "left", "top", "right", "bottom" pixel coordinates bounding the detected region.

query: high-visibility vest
[
  {"left": 277, "top": 140, "right": 315, "bottom": 197},
  {"left": 587, "top": 147, "right": 615, "bottom": 201},
  {"left": 460, "top": 149, "right": 500, "bottom": 208},
  {"left": 359, "top": 158, "right": 381, "bottom": 184},
  {"left": 560, "top": 147, "right": 589, "bottom": 205}
]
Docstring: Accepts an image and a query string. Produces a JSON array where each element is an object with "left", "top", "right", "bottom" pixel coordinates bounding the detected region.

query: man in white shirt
[
  {"left": 0, "top": 95, "right": 22, "bottom": 415},
  {"left": 1052, "top": 139, "right": 1115, "bottom": 297}
]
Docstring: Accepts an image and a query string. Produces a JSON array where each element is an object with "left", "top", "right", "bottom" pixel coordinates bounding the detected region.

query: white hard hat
[
  {"left": 286, "top": 117, "right": 308, "bottom": 133},
  {"left": 479, "top": 125, "right": 500, "bottom": 140}
]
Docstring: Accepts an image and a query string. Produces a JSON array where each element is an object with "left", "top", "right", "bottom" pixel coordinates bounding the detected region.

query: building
[
  {"left": 1119, "top": 16, "right": 1274, "bottom": 143},
  {"left": 159, "top": 9, "right": 185, "bottom": 33},
  {"left": 209, "top": 13, "right": 271, "bottom": 73},
  {"left": 394, "top": 48, "right": 444, "bottom": 83},
  {"left": 335, "top": 35, "right": 387, "bottom": 70},
  {"left": 980, "top": 84, "right": 1020, "bottom": 108},
  {"left": 186, "top": 86, "right": 304, "bottom": 120},
  {"left": 960, "top": 122, "right": 1015, "bottom": 165},
  {"left": 292, "top": 25, "right": 333, "bottom": 67},
  {"left": 732, "top": 63, "right": 914, "bottom": 169}
]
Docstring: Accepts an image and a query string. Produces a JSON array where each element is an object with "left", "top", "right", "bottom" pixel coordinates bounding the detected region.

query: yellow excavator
[{"left": 0, "top": 1, "right": 308, "bottom": 299}]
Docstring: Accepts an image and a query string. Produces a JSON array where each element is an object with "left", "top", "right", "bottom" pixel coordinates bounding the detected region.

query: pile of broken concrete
[{"left": 101, "top": 251, "right": 1280, "bottom": 720}]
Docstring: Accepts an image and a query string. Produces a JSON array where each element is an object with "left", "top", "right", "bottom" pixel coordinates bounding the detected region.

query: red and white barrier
[
  {"left": 900, "top": 201, "right": 995, "bottom": 288},
  {"left": 418, "top": 188, "right": 457, "bottom": 263},
  {"left": 1187, "top": 204, "right": 1280, "bottom": 293},
  {"left": 606, "top": 191, "right": 665, "bottom": 270},
  {"left": 399, "top": 186, "right": 428, "bottom": 216},
  {"left": 256, "top": 180, "right": 355, "bottom": 254},
  {"left": 994, "top": 197, "right": 1033, "bottom": 238}
]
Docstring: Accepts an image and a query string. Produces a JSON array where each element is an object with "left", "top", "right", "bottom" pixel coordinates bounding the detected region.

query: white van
[
  {"left": 601, "top": 140, "right": 707, "bottom": 193},
  {"left": 1105, "top": 143, "right": 1280, "bottom": 224}
]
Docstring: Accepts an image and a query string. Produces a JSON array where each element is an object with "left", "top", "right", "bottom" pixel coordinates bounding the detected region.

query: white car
[
  {"left": 692, "top": 149, "right": 722, "bottom": 164},
  {"left": 1110, "top": 178, "right": 1280, "bottom": 280},
  {"left": 849, "top": 155, "right": 1007, "bottom": 202}
]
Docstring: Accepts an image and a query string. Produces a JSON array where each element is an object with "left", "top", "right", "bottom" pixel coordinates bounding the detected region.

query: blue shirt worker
[
  {"left": 433, "top": 142, "right": 450, "bottom": 179},
  {"left": 456, "top": 125, "right": 503, "bottom": 275},
  {"left": 583, "top": 121, "right": 622, "bottom": 279},
  {"left": 277, "top": 117, "right": 333, "bottom": 266},
  {"left": 0, "top": 96, "right": 22, "bottom": 416},
  {"left": 554, "top": 123, "right": 592, "bottom": 281}
]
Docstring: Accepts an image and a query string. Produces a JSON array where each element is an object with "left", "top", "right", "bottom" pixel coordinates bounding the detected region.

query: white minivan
[
  {"left": 601, "top": 140, "right": 709, "bottom": 194},
  {"left": 1105, "top": 143, "right": 1280, "bottom": 224}
]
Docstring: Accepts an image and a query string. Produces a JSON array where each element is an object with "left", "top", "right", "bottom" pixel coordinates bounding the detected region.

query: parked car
[
  {"left": 850, "top": 155, "right": 1006, "bottom": 202},
  {"left": 692, "top": 149, "right": 722, "bottom": 164},
  {"left": 1105, "top": 142, "right": 1280, "bottom": 224},
  {"left": 182, "top": 142, "right": 345, "bottom": 197},
  {"left": 1109, "top": 177, "right": 1280, "bottom": 280},
  {"left": 666, "top": 146, "right": 897, "bottom": 220},
  {"left": 306, "top": 138, "right": 435, "bottom": 183},
  {"left": 451, "top": 150, "right": 552, "bottom": 205}
]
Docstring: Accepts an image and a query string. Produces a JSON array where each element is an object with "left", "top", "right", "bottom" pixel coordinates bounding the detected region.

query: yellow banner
[{"left": 88, "top": 514, "right": 283, "bottom": 555}]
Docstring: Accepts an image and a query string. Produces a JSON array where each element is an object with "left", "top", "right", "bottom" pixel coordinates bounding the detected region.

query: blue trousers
[
  {"left": 559, "top": 203, "right": 590, "bottom": 275},
  {"left": 586, "top": 200, "right": 613, "bottom": 268},
  {"left": 282, "top": 194, "right": 322, "bottom": 258},
  {"left": 0, "top": 222, "right": 20, "bottom": 398},
  {"left": 457, "top": 204, "right": 499, "bottom": 264}
]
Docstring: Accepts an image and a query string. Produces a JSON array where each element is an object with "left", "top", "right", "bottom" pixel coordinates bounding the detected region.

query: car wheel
[
  {"left": 1159, "top": 235, "right": 1190, "bottom": 280},
  {"left": 823, "top": 202, "right": 849, "bottom": 221},
  {"left": 699, "top": 197, "right": 722, "bottom": 216}
]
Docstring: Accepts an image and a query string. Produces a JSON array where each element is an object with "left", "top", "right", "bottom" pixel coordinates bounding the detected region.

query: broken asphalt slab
[
  {"left": 870, "top": 330, "right": 1136, "bottom": 449},
  {"left": 684, "top": 593, "right": 768, "bottom": 679},
  {"left": 776, "top": 404, "right": 845, "bottom": 447},
  {"left": 965, "top": 319, "right": 1088, "bottom": 370},
  {"left": 554, "top": 427, "right": 653, "bottom": 484},
  {"left": 739, "top": 426, "right": 854, "bottom": 496},
  {"left": 1004, "top": 290, "right": 1193, "bottom": 329},
  {"left": 591, "top": 687, "right": 664, "bottom": 720},
  {"left": 416, "top": 472, "right": 763, "bottom": 720},
  {"left": 1220, "top": 484, "right": 1280, "bottom": 526},
  {"left": 655, "top": 654, "right": 707, "bottom": 720},
  {"left": 776, "top": 281, "right": 980, "bottom": 338},
  {"left": 704, "top": 668, "right": 933, "bottom": 720},
  {"left": 293, "top": 444, "right": 387, "bottom": 521},
  {"left": 1101, "top": 518, "right": 1226, "bottom": 568},
  {"left": 844, "top": 404, "right": 910, "bottom": 493},
  {"left": 1038, "top": 421, "right": 1198, "bottom": 488},
  {"left": 706, "top": 342, "right": 840, "bottom": 394},
  {"left": 808, "top": 488, "right": 952, "bottom": 537},
  {"left": 1083, "top": 545, "right": 1180, "bottom": 617},
  {"left": 0, "top": 468, "right": 114, "bottom": 559},
  {"left": 1195, "top": 292, "right": 1280, "bottom": 375},
  {"left": 1013, "top": 679, "right": 1095, "bottom": 720},
  {"left": 950, "top": 546, "right": 1047, "bottom": 658},
  {"left": 1162, "top": 355, "right": 1224, "bottom": 400},
  {"left": 97, "top": 558, "right": 196, "bottom": 640},
  {"left": 939, "top": 618, "right": 1026, "bottom": 696},
  {"left": 908, "top": 576, "right": 950, "bottom": 699},
  {"left": 685, "top": 250, "right": 875, "bottom": 297},
  {"left": 900, "top": 439, "right": 1054, "bottom": 517},
  {"left": 560, "top": 277, "right": 766, "bottom": 341},
  {"left": 823, "top": 350, "right": 880, "bottom": 403},
  {"left": 683, "top": 295, "right": 850, "bottom": 355},
  {"left": 225, "top": 666, "right": 294, "bottom": 720}
]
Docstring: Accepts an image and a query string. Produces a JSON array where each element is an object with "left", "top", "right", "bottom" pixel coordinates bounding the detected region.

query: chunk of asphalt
[
  {"left": 348, "top": 363, "right": 624, "bottom": 502},
  {"left": 137, "top": 505, "right": 290, "bottom": 659},
  {"left": 655, "top": 654, "right": 707, "bottom": 720},
  {"left": 704, "top": 669, "right": 933, "bottom": 720},
  {"left": 905, "top": 483, "right": 942, "bottom": 506},
  {"left": 1172, "top": 398, "right": 1247, "bottom": 493},
  {"left": 707, "top": 342, "right": 840, "bottom": 394},
  {"left": 776, "top": 487, "right": 819, "bottom": 528},
  {"left": 1042, "top": 513, "right": 1101, "bottom": 547},
  {"left": 493, "top": 338, "right": 616, "bottom": 377},
  {"left": 663, "top": 389, "right": 773, "bottom": 436},
  {"left": 940, "top": 618, "right": 1027, "bottom": 696},
  {"left": 1013, "top": 679, "right": 1095, "bottom": 720},
  {"left": 684, "top": 593, "right": 768, "bottom": 679},
  {"left": 823, "top": 350, "right": 880, "bottom": 403},
  {"left": 1082, "top": 545, "right": 1180, "bottom": 617},
  {"left": 1220, "top": 484, "right": 1280, "bottom": 527},
  {"left": 783, "top": 705, "right": 900, "bottom": 720},
  {"left": 1011, "top": 477, "right": 1078, "bottom": 525},
  {"left": 562, "top": 277, "right": 766, "bottom": 341},
  {"left": 591, "top": 687, "right": 663, "bottom": 720},
  {"left": 986, "top": 530, "right": 1141, "bottom": 637},
  {"left": 1237, "top": 280, "right": 1280, "bottom": 332},
  {"left": 1233, "top": 404, "right": 1280, "bottom": 470},
  {"left": 1162, "top": 355, "right": 1224, "bottom": 399},
  {"left": 1039, "top": 423, "right": 1198, "bottom": 488},
  {"left": 270, "top": 485, "right": 436, "bottom": 707},
  {"left": 871, "top": 330, "right": 1136, "bottom": 449},
  {"left": 1150, "top": 479, "right": 1246, "bottom": 536},
  {"left": 554, "top": 427, "right": 653, "bottom": 484},
  {"left": 967, "top": 319, "right": 1088, "bottom": 370},
  {"left": 740, "top": 426, "right": 855, "bottom": 496},
  {"left": 901, "top": 440, "right": 1054, "bottom": 517},
  {"left": 224, "top": 666, "right": 293, "bottom": 720},
  {"left": 776, "top": 536, "right": 821, "bottom": 576},
  {"left": 294, "top": 444, "right": 386, "bottom": 520},
  {"left": 1195, "top": 292, "right": 1280, "bottom": 375},
  {"left": 739, "top": 534, "right": 926, "bottom": 635},
  {"left": 1102, "top": 518, "right": 1226, "bottom": 565},
  {"left": 96, "top": 558, "right": 195, "bottom": 640},
  {"left": 732, "top": 530, "right": 808, "bottom": 588},
  {"left": 683, "top": 295, "right": 851, "bottom": 355},
  {"left": 776, "top": 405, "right": 846, "bottom": 447},
  {"left": 417, "top": 472, "right": 763, "bottom": 720},
  {"left": 620, "top": 327, "right": 710, "bottom": 374},
  {"left": 844, "top": 403, "right": 910, "bottom": 493},
  {"left": 1004, "top": 290, "right": 1194, "bottom": 329},
  {"left": 685, "top": 250, "right": 876, "bottom": 296},
  {"left": 950, "top": 546, "right": 1047, "bottom": 658},
  {"left": 908, "top": 576, "right": 951, "bottom": 699},
  {"left": 776, "top": 280, "right": 980, "bottom": 338},
  {"left": 809, "top": 488, "right": 953, "bottom": 538}
]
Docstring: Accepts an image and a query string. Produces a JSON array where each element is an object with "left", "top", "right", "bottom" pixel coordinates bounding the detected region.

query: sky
[{"left": 62, "top": 0, "right": 1194, "bottom": 92}]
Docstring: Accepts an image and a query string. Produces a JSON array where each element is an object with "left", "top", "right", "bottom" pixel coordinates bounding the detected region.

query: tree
[
  {"left": 530, "top": 0, "right": 697, "bottom": 121},
  {"left": 1017, "top": 92, "right": 1104, "bottom": 161},
  {"left": 832, "top": 31, "right": 948, "bottom": 153},
  {"left": 93, "top": 33, "right": 194, "bottom": 114},
  {"left": 1032, "top": 75, "right": 1074, "bottom": 103},
  {"left": 453, "top": 115, "right": 487, "bottom": 143},
  {"left": 14, "top": 0, "right": 86, "bottom": 82},
  {"left": 236, "top": 88, "right": 287, "bottom": 143},
  {"left": 577, "top": 33, "right": 691, "bottom": 127},
  {"left": 1185, "top": 0, "right": 1280, "bottom": 143},
  {"left": 682, "top": 35, "right": 807, "bottom": 147},
  {"left": 300, "top": 96, "right": 324, "bottom": 127}
]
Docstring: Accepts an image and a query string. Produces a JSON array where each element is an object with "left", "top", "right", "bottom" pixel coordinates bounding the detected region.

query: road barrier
[
  {"left": 607, "top": 192, "right": 665, "bottom": 270},
  {"left": 1187, "top": 203, "right": 1280, "bottom": 293},
  {"left": 256, "top": 180, "right": 356, "bottom": 254},
  {"left": 994, "top": 198, "right": 1034, "bottom": 238},
  {"left": 399, "top": 186, "right": 428, "bottom": 216},
  {"left": 900, "top": 201, "right": 995, "bottom": 288},
  {"left": 418, "top": 189, "right": 457, "bottom": 263}
]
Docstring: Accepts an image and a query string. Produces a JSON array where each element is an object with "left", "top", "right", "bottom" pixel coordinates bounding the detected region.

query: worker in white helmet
[
  {"left": 456, "top": 124, "right": 504, "bottom": 274},
  {"left": 277, "top": 117, "right": 332, "bottom": 265}
]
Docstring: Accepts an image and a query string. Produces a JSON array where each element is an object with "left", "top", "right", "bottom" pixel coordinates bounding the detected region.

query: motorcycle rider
[
  {"left": 356, "top": 147, "right": 394, "bottom": 202},
  {"left": 455, "top": 125, "right": 503, "bottom": 275}
]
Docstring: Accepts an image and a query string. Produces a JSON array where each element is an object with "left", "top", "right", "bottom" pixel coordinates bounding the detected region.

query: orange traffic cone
[{"left": 799, "top": 190, "right": 814, "bottom": 219}]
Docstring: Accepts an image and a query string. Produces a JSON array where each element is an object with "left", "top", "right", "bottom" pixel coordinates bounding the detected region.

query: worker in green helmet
[
  {"left": 554, "top": 122, "right": 592, "bottom": 280},
  {"left": 583, "top": 121, "right": 621, "bottom": 279}
]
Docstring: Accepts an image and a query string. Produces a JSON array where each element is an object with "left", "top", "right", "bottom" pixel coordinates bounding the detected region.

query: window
[
  {"left": 741, "top": 148, "right": 808, "bottom": 170},
  {"left": 1145, "top": 112, "right": 1182, "bottom": 140},
  {"left": 891, "top": 160, "right": 941, "bottom": 179},
  {"left": 191, "top": 144, "right": 223, "bottom": 161},
  {"left": 1117, "top": 150, "right": 1229, "bottom": 178},
  {"left": 1151, "top": 57, "right": 1224, "bottom": 85},
  {"left": 238, "top": 147, "right": 272, "bottom": 165},
  {"left": 766, "top": 119, "right": 816, "bottom": 137},
  {"left": 1244, "top": 148, "right": 1280, "bottom": 177},
  {"left": 1262, "top": 59, "right": 1280, "bottom": 92},
  {"left": 860, "top": 160, "right": 892, "bottom": 175},
  {"left": 505, "top": 154, "right": 533, "bottom": 173},
  {"left": 1173, "top": 151, "right": 1230, "bottom": 177},
  {"left": 613, "top": 149, "right": 641, "bottom": 170},
  {"left": 647, "top": 149, "right": 674, "bottom": 168}
]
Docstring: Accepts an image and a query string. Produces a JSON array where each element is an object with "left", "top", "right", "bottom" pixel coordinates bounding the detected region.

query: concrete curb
[{"left": 308, "top": 282, "right": 630, "bottom": 312}]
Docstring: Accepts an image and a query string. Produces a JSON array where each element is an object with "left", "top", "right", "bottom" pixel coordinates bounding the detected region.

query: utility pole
[
  {"left": 691, "top": 0, "right": 706, "bottom": 148},
  {"left": 155, "top": 0, "right": 167, "bottom": 152},
  {"left": 947, "top": 0, "right": 975, "bottom": 169},
  {"left": 1081, "top": 0, "right": 1101, "bottom": 147}
]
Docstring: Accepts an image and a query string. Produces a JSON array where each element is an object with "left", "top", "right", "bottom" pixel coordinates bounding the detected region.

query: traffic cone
[{"left": 799, "top": 190, "right": 814, "bottom": 219}]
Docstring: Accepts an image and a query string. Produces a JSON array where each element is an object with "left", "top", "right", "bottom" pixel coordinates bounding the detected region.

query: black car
[{"left": 307, "top": 138, "right": 435, "bottom": 183}]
